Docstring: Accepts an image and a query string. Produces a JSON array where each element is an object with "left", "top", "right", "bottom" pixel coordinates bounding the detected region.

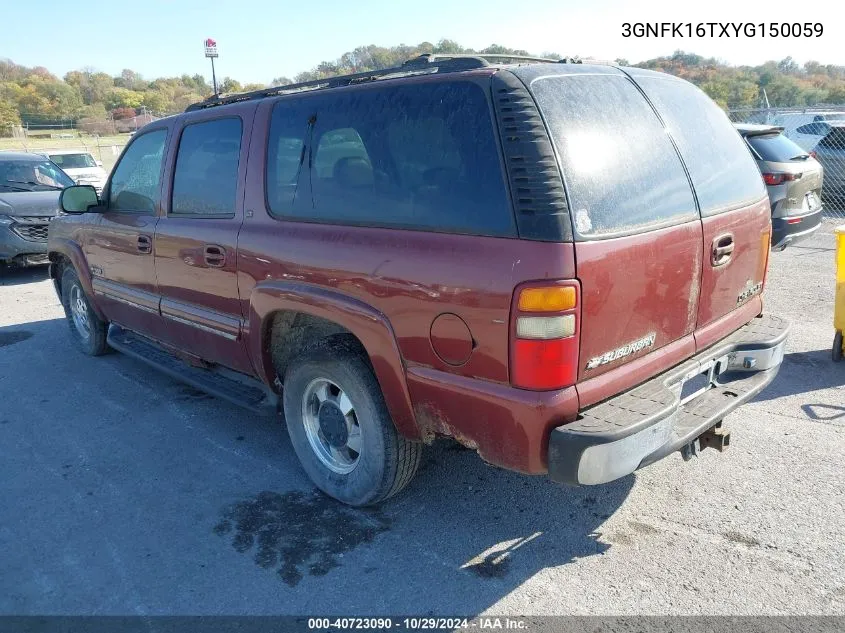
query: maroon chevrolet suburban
[{"left": 48, "top": 54, "right": 789, "bottom": 506}]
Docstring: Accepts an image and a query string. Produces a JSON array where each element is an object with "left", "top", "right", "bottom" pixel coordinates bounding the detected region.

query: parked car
[
  {"left": 48, "top": 55, "right": 789, "bottom": 506},
  {"left": 770, "top": 111, "right": 845, "bottom": 151},
  {"left": 0, "top": 152, "right": 74, "bottom": 267},
  {"left": 38, "top": 150, "right": 108, "bottom": 195},
  {"left": 812, "top": 123, "right": 845, "bottom": 204},
  {"left": 735, "top": 124, "right": 824, "bottom": 250}
]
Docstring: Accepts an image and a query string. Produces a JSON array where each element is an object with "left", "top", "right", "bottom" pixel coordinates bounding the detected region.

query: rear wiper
[
  {"left": 790, "top": 154, "right": 810, "bottom": 161},
  {"left": 4, "top": 180, "right": 63, "bottom": 190}
]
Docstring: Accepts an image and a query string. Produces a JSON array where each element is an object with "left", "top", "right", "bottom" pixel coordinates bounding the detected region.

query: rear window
[
  {"left": 746, "top": 133, "right": 808, "bottom": 162},
  {"left": 529, "top": 74, "right": 697, "bottom": 238},
  {"left": 266, "top": 81, "right": 516, "bottom": 237},
  {"left": 819, "top": 127, "right": 845, "bottom": 149},
  {"left": 635, "top": 77, "right": 766, "bottom": 216},
  {"left": 49, "top": 153, "right": 96, "bottom": 169}
]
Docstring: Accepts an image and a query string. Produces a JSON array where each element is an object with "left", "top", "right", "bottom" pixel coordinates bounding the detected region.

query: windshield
[
  {"left": 747, "top": 133, "right": 809, "bottom": 162},
  {"left": 0, "top": 159, "right": 75, "bottom": 190},
  {"left": 49, "top": 153, "right": 97, "bottom": 169}
]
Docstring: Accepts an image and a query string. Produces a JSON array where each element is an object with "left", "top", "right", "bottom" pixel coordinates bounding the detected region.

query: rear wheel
[
  {"left": 282, "top": 347, "right": 421, "bottom": 506},
  {"left": 61, "top": 267, "right": 109, "bottom": 356}
]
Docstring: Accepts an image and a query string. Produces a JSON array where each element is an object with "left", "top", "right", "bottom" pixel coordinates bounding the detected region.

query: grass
[{"left": 0, "top": 131, "right": 131, "bottom": 173}]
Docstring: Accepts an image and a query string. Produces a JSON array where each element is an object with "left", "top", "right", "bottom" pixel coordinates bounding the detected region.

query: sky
[{"left": 2, "top": 0, "right": 841, "bottom": 84}]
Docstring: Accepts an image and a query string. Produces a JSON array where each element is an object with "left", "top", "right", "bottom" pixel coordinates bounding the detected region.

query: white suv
[{"left": 40, "top": 150, "right": 108, "bottom": 194}]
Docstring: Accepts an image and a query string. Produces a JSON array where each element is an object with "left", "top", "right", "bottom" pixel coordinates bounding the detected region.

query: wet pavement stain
[
  {"left": 0, "top": 331, "right": 32, "bottom": 348},
  {"left": 214, "top": 490, "right": 391, "bottom": 586}
]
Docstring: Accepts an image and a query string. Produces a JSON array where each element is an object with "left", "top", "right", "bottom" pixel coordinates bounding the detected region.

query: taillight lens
[
  {"left": 809, "top": 150, "right": 817, "bottom": 160},
  {"left": 510, "top": 282, "right": 580, "bottom": 391},
  {"left": 762, "top": 172, "right": 800, "bottom": 186}
]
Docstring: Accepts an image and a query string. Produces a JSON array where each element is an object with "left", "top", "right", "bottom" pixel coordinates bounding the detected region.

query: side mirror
[
  {"left": 60, "top": 185, "right": 100, "bottom": 214},
  {"left": 95, "top": 160, "right": 103, "bottom": 167}
]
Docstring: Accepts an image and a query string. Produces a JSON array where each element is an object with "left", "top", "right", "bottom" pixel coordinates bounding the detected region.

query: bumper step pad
[{"left": 548, "top": 314, "right": 790, "bottom": 485}]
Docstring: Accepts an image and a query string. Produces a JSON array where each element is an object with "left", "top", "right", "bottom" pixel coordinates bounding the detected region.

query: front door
[
  {"left": 153, "top": 107, "right": 255, "bottom": 374},
  {"left": 84, "top": 127, "right": 170, "bottom": 335}
]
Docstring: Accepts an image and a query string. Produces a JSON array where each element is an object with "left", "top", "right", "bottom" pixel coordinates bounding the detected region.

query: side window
[
  {"left": 109, "top": 129, "right": 167, "bottom": 213},
  {"left": 636, "top": 77, "right": 766, "bottom": 216},
  {"left": 171, "top": 118, "right": 242, "bottom": 216},
  {"left": 266, "top": 102, "right": 310, "bottom": 211},
  {"left": 266, "top": 82, "right": 515, "bottom": 237},
  {"left": 529, "top": 75, "right": 697, "bottom": 237}
]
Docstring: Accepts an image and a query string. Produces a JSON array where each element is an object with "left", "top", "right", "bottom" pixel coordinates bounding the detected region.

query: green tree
[
  {"left": 220, "top": 77, "right": 242, "bottom": 93},
  {"left": 0, "top": 98, "right": 21, "bottom": 136}
]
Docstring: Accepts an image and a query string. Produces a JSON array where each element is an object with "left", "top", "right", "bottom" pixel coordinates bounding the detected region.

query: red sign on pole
[{"left": 204, "top": 38, "right": 218, "bottom": 58}]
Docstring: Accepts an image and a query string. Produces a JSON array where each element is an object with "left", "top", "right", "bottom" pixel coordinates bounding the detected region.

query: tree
[
  {"left": 270, "top": 76, "right": 292, "bottom": 86},
  {"left": 106, "top": 87, "right": 143, "bottom": 110},
  {"left": 220, "top": 77, "right": 242, "bottom": 93},
  {"left": 111, "top": 106, "right": 136, "bottom": 120},
  {"left": 0, "top": 99, "right": 21, "bottom": 136}
]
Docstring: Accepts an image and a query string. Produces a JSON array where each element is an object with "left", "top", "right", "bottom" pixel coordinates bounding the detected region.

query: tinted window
[
  {"left": 796, "top": 122, "right": 830, "bottom": 136},
  {"left": 267, "top": 82, "right": 515, "bottom": 237},
  {"left": 50, "top": 153, "right": 96, "bottom": 169},
  {"left": 819, "top": 127, "right": 845, "bottom": 149},
  {"left": 0, "top": 159, "right": 74, "bottom": 189},
  {"left": 636, "top": 77, "right": 766, "bottom": 216},
  {"left": 171, "top": 118, "right": 242, "bottom": 216},
  {"left": 266, "top": 102, "right": 310, "bottom": 211},
  {"left": 747, "top": 133, "right": 809, "bottom": 162},
  {"left": 530, "top": 74, "right": 696, "bottom": 237},
  {"left": 109, "top": 129, "right": 167, "bottom": 212}
]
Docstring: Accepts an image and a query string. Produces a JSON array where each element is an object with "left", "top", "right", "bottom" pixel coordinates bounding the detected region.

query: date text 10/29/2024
[
  {"left": 622, "top": 22, "right": 823, "bottom": 38},
  {"left": 308, "top": 618, "right": 528, "bottom": 630}
]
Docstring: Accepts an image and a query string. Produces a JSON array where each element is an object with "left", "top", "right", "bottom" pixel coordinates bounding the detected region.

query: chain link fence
[
  {"left": 728, "top": 107, "right": 845, "bottom": 220},
  {"left": 0, "top": 133, "right": 129, "bottom": 174}
]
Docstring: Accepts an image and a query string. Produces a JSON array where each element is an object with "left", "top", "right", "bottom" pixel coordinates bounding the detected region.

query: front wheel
[
  {"left": 282, "top": 348, "right": 422, "bottom": 506},
  {"left": 61, "top": 267, "right": 109, "bottom": 356}
]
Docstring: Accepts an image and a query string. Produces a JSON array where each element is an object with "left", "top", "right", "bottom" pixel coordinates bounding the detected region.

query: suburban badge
[
  {"left": 736, "top": 279, "right": 763, "bottom": 305},
  {"left": 586, "top": 332, "right": 656, "bottom": 370}
]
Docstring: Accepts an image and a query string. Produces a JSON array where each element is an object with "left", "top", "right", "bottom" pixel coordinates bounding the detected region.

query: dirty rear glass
[
  {"left": 530, "top": 74, "right": 697, "bottom": 238},
  {"left": 635, "top": 76, "right": 766, "bottom": 216}
]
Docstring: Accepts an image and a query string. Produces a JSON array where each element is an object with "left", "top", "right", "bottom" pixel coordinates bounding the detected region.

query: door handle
[
  {"left": 137, "top": 235, "right": 152, "bottom": 254},
  {"left": 203, "top": 245, "right": 226, "bottom": 268},
  {"left": 711, "top": 234, "right": 734, "bottom": 267}
]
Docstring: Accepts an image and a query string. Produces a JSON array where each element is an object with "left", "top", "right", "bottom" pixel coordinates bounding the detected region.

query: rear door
[
  {"left": 631, "top": 73, "right": 771, "bottom": 350},
  {"left": 525, "top": 69, "right": 703, "bottom": 393}
]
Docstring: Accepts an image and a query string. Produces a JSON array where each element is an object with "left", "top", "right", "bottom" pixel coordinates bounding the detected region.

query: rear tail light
[
  {"left": 809, "top": 150, "right": 818, "bottom": 159},
  {"left": 762, "top": 172, "right": 801, "bottom": 186},
  {"left": 510, "top": 282, "right": 580, "bottom": 390}
]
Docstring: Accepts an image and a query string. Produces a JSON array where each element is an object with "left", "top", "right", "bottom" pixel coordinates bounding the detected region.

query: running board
[{"left": 107, "top": 325, "right": 279, "bottom": 416}]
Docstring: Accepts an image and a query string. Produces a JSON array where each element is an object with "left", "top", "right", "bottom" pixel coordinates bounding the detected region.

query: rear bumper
[
  {"left": 772, "top": 208, "right": 823, "bottom": 250},
  {"left": 548, "top": 313, "right": 790, "bottom": 486}
]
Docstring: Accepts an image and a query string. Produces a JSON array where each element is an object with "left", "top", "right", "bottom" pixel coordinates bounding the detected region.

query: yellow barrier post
[{"left": 834, "top": 225, "right": 845, "bottom": 361}]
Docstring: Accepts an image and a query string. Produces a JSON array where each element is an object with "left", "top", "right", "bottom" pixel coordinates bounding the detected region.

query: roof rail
[{"left": 184, "top": 53, "right": 585, "bottom": 112}]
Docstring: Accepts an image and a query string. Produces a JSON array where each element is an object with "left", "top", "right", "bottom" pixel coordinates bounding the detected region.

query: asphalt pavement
[{"left": 1, "top": 222, "right": 844, "bottom": 616}]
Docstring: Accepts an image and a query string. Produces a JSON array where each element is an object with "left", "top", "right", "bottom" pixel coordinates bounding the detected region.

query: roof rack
[{"left": 184, "top": 53, "right": 583, "bottom": 112}]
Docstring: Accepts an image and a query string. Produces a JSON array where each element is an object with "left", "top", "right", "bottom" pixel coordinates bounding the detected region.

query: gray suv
[
  {"left": 735, "top": 124, "right": 823, "bottom": 250},
  {"left": 0, "top": 152, "right": 74, "bottom": 267}
]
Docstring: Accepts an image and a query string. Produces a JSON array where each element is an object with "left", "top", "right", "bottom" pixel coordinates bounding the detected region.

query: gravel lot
[{"left": 1, "top": 222, "right": 844, "bottom": 616}]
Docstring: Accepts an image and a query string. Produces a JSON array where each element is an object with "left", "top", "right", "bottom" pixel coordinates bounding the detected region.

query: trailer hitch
[{"left": 680, "top": 421, "right": 731, "bottom": 461}]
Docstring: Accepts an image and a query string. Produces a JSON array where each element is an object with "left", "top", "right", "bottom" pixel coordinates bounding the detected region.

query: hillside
[{"left": 2, "top": 44, "right": 845, "bottom": 136}]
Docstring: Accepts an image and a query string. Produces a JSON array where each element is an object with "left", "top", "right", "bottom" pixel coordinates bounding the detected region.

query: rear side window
[
  {"left": 746, "top": 133, "right": 809, "bottom": 162},
  {"left": 530, "top": 74, "right": 697, "bottom": 237},
  {"left": 171, "top": 118, "right": 242, "bottom": 216},
  {"left": 266, "top": 81, "right": 515, "bottom": 237},
  {"left": 635, "top": 77, "right": 766, "bottom": 216},
  {"left": 819, "top": 127, "right": 845, "bottom": 149},
  {"left": 109, "top": 129, "right": 167, "bottom": 213},
  {"left": 796, "top": 122, "right": 830, "bottom": 136}
]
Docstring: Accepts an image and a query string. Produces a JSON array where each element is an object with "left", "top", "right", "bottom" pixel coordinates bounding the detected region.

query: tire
[
  {"left": 282, "top": 347, "right": 422, "bottom": 506},
  {"left": 834, "top": 331, "right": 843, "bottom": 363},
  {"left": 61, "top": 267, "right": 109, "bottom": 356}
]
